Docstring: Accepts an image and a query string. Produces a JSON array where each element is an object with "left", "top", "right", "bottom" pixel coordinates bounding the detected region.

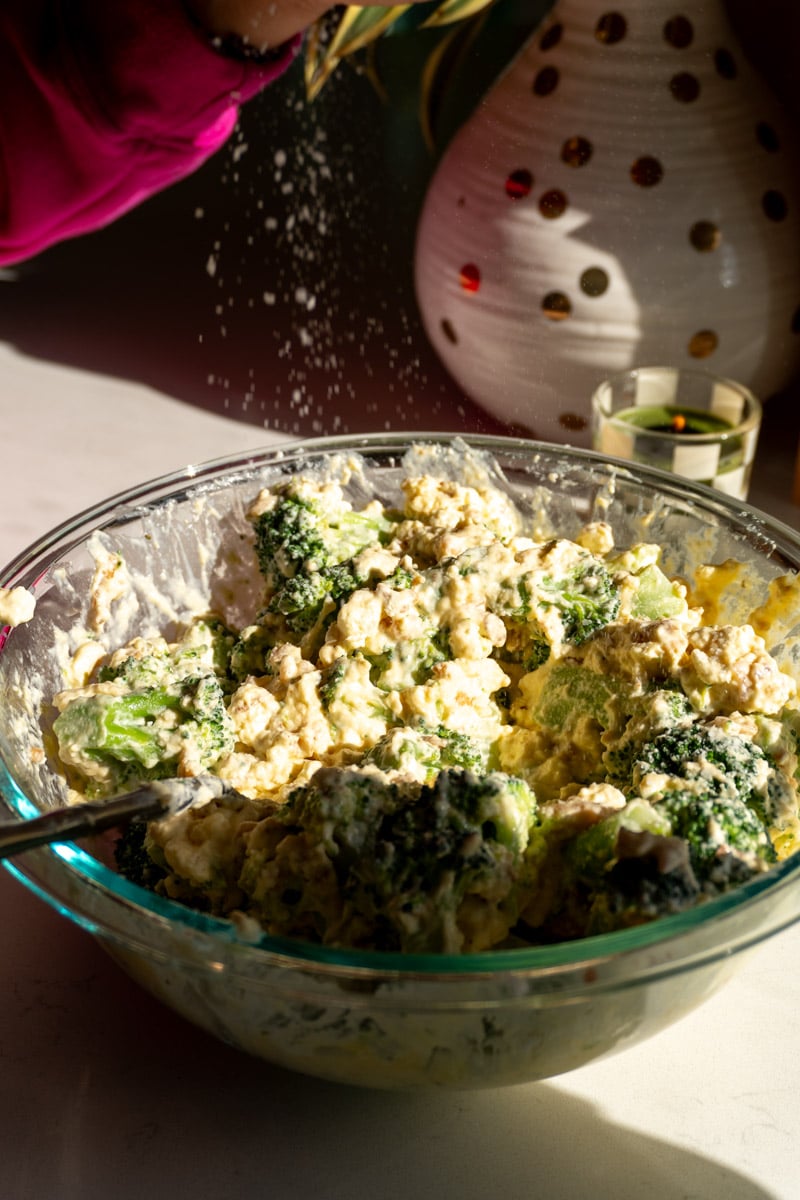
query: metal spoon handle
[{"left": 0, "top": 788, "right": 165, "bottom": 859}]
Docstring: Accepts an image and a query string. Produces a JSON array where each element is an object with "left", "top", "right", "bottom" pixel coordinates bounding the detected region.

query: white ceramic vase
[{"left": 413, "top": 0, "right": 800, "bottom": 443}]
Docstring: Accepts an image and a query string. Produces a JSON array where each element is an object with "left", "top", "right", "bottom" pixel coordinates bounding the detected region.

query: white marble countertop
[{"left": 3, "top": 338, "right": 800, "bottom": 1200}]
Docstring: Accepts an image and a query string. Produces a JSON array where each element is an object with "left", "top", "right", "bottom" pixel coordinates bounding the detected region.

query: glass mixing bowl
[{"left": 2, "top": 433, "right": 800, "bottom": 1091}]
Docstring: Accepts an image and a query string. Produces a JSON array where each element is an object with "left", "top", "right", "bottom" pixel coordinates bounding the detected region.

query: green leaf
[
  {"left": 305, "top": 6, "right": 411, "bottom": 100},
  {"left": 422, "top": 0, "right": 497, "bottom": 29},
  {"left": 304, "top": 0, "right": 497, "bottom": 101},
  {"left": 328, "top": 6, "right": 413, "bottom": 59}
]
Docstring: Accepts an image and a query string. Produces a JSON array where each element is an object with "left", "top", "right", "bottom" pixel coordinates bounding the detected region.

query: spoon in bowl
[{"left": 0, "top": 775, "right": 242, "bottom": 859}]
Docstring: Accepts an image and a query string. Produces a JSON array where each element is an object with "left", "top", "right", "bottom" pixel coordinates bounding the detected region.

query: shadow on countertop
[{"left": 1, "top": 870, "right": 774, "bottom": 1200}]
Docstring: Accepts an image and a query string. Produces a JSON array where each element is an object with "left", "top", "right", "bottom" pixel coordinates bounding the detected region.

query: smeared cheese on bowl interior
[
  {"left": 0, "top": 586, "right": 35, "bottom": 627},
  {"left": 48, "top": 458, "right": 800, "bottom": 954}
]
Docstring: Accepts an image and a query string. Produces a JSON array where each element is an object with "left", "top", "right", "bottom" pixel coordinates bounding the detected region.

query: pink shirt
[{"left": 0, "top": 0, "right": 299, "bottom": 264}]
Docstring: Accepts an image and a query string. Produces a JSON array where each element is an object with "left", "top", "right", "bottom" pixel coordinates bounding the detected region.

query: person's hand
[{"left": 185, "top": 2, "right": 428, "bottom": 54}]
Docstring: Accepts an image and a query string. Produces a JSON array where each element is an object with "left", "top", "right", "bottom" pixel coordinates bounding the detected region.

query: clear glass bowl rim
[{"left": 3, "top": 430, "right": 800, "bottom": 982}]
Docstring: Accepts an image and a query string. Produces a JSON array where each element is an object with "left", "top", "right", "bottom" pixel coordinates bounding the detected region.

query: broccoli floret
[
  {"left": 99, "top": 617, "right": 237, "bottom": 689},
  {"left": 98, "top": 648, "right": 172, "bottom": 687},
  {"left": 631, "top": 723, "right": 780, "bottom": 882},
  {"left": 268, "top": 561, "right": 362, "bottom": 636},
  {"left": 319, "top": 657, "right": 348, "bottom": 710},
  {"left": 251, "top": 494, "right": 326, "bottom": 583},
  {"left": 386, "top": 564, "right": 415, "bottom": 590},
  {"left": 500, "top": 622, "right": 551, "bottom": 672},
  {"left": 436, "top": 726, "right": 491, "bottom": 773},
  {"left": 567, "top": 798, "right": 673, "bottom": 886},
  {"left": 241, "top": 767, "right": 539, "bottom": 952},
  {"left": 602, "top": 690, "right": 695, "bottom": 785},
  {"left": 633, "top": 724, "right": 774, "bottom": 815},
  {"left": 585, "top": 827, "right": 702, "bottom": 934},
  {"left": 250, "top": 489, "right": 394, "bottom": 585},
  {"left": 53, "top": 674, "right": 235, "bottom": 797},
  {"left": 629, "top": 563, "right": 687, "bottom": 620},
  {"left": 228, "top": 624, "right": 276, "bottom": 682},
  {"left": 180, "top": 615, "right": 238, "bottom": 681},
  {"left": 522, "top": 661, "right": 626, "bottom": 730},
  {"left": 657, "top": 788, "right": 774, "bottom": 879},
  {"left": 365, "top": 628, "right": 451, "bottom": 690},
  {"left": 114, "top": 819, "right": 167, "bottom": 889},
  {"left": 537, "top": 558, "right": 621, "bottom": 645},
  {"left": 361, "top": 724, "right": 491, "bottom": 779},
  {"left": 362, "top": 728, "right": 442, "bottom": 777}
]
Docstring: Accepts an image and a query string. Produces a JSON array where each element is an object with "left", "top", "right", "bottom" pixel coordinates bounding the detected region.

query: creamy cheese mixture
[
  {"left": 0, "top": 585, "right": 35, "bottom": 628},
  {"left": 49, "top": 466, "right": 800, "bottom": 954}
]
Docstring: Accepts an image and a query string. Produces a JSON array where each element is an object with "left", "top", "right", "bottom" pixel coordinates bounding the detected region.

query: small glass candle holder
[{"left": 591, "top": 367, "right": 762, "bottom": 501}]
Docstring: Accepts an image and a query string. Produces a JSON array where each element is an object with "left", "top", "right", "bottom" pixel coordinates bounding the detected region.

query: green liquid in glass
[{"left": 615, "top": 405, "right": 734, "bottom": 435}]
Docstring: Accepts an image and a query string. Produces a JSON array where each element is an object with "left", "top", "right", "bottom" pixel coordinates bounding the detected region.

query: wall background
[{"left": 0, "top": 0, "right": 797, "bottom": 444}]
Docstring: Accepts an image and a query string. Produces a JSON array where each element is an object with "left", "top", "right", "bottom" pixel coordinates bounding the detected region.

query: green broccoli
[
  {"left": 567, "top": 797, "right": 673, "bottom": 887},
  {"left": 632, "top": 723, "right": 775, "bottom": 815},
  {"left": 228, "top": 624, "right": 276, "bottom": 682},
  {"left": 250, "top": 488, "right": 395, "bottom": 585},
  {"left": 559, "top": 800, "right": 701, "bottom": 936},
  {"left": 319, "top": 657, "right": 349, "bottom": 710},
  {"left": 98, "top": 648, "right": 173, "bottom": 688},
  {"left": 602, "top": 689, "right": 695, "bottom": 785},
  {"left": 179, "top": 615, "right": 238, "bottom": 681},
  {"left": 494, "top": 553, "right": 620, "bottom": 666},
  {"left": 536, "top": 558, "right": 621, "bottom": 645},
  {"left": 657, "top": 788, "right": 774, "bottom": 879},
  {"left": 53, "top": 673, "right": 235, "bottom": 797},
  {"left": 499, "top": 622, "right": 551, "bottom": 672},
  {"left": 100, "top": 616, "right": 237, "bottom": 689},
  {"left": 631, "top": 723, "right": 779, "bottom": 881},
  {"left": 362, "top": 724, "right": 491, "bottom": 779},
  {"left": 268, "top": 561, "right": 362, "bottom": 637},
  {"left": 628, "top": 563, "right": 687, "bottom": 620},
  {"left": 242, "top": 767, "right": 539, "bottom": 952},
  {"left": 386, "top": 564, "right": 415, "bottom": 590},
  {"left": 365, "top": 628, "right": 451, "bottom": 690},
  {"left": 114, "top": 819, "right": 167, "bottom": 888},
  {"left": 522, "top": 660, "right": 626, "bottom": 730},
  {"left": 583, "top": 827, "right": 702, "bottom": 935}
]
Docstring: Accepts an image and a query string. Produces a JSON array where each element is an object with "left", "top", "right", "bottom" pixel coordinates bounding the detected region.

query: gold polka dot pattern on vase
[
  {"left": 539, "top": 22, "right": 563, "bottom": 51},
  {"left": 630, "top": 156, "right": 664, "bottom": 187},
  {"left": 562, "top": 136, "right": 593, "bottom": 167},
  {"left": 543, "top": 292, "right": 572, "bottom": 320},
  {"left": 763, "top": 190, "right": 788, "bottom": 222},
  {"left": 539, "top": 189, "right": 568, "bottom": 218},
  {"left": 670, "top": 72, "right": 700, "bottom": 102},
  {"left": 714, "top": 47, "right": 737, "bottom": 79},
  {"left": 595, "top": 12, "right": 627, "bottom": 43},
  {"left": 505, "top": 169, "right": 534, "bottom": 199},
  {"left": 533, "top": 66, "right": 560, "bottom": 96},
  {"left": 663, "top": 15, "right": 693, "bottom": 47},
  {"left": 689, "top": 330, "right": 719, "bottom": 358},
  {"left": 690, "top": 220, "right": 721, "bottom": 252},
  {"left": 413, "top": 0, "right": 800, "bottom": 447},
  {"left": 580, "top": 267, "right": 610, "bottom": 296}
]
